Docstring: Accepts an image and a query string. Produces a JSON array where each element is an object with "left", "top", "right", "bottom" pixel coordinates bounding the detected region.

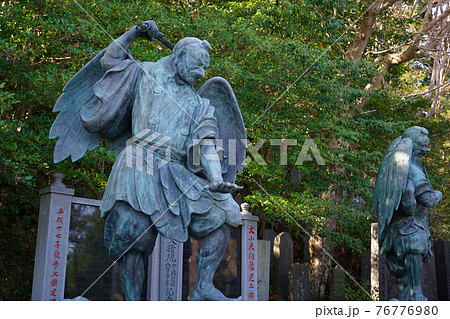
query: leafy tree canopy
[{"left": 0, "top": 0, "right": 448, "bottom": 300}]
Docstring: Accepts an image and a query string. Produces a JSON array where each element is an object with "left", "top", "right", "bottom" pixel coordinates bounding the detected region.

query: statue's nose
[{"left": 193, "top": 68, "right": 205, "bottom": 79}]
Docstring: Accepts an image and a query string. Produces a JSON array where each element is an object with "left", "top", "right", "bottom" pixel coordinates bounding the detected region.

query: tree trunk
[
  {"left": 309, "top": 236, "right": 332, "bottom": 300},
  {"left": 346, "top": 0, "right": 383, "bottom": 60}
]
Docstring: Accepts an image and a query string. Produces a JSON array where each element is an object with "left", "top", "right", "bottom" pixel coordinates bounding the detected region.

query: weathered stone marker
[
  {"left": 272, "top": 232, "right": 293, "bottom": 299},
  {"left": 262, "top": 228, "right": 277, "bottom": 289},
  {"left": 329, "top": 266, "right": 346, "bottom": 301},
  {"left": 257, "top": 239, "right": 270, "bottom": 301},
  {"left": 147, "top": 235, "right": 184, "bottom": 301},
  {"left": 262, "top": 229, "right": 277, "bottom": 268},
  {"left": 288, "top": 262, "right": 311, "bottom": 301},
  {"left": 371, "top": 222, "right": 397, "bottom": 300}
]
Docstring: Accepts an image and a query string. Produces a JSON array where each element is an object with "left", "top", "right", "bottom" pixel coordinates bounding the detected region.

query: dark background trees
[{"left": 0, "top": 0, "right": 448, "bottom": 300}]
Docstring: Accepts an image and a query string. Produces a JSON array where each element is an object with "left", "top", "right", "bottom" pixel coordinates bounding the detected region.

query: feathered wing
[
  {"left": 50, "top": 49, "right": 135, "bottom": 162},
  {"left": 198, "top": 77, "right": 247, "bottom": 183},
  {"left": 372, "top": 136, "right": 412, "bottom": 246},
  {"left": 49, "top": 49, "right": 106, "bottom": 163}
]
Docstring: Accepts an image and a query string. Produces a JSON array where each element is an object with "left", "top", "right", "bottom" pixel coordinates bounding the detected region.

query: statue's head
[
  {"left": 402, "top": 126, "right": 430, "bottom": 158},
  {"left": 173, "top": 37, "right": 211, "bottom": 85}
]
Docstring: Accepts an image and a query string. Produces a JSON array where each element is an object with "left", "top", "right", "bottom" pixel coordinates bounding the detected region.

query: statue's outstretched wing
[
  {"left": 50, "top": 49, "right": 135, "bottom": 162},
  {"left": 198, "top": 77, "right": 247, "bottom": 183},
  {"left": 49, "top": 49, "right": 106, "bottom": 163},
  {"left": 372, "top": 136, "right": 412, "bottom": 245}
]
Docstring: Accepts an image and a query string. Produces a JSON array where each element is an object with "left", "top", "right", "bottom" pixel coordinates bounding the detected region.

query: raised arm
[{"left": 100, "top": 20, "right": 161, "bottom": 71}]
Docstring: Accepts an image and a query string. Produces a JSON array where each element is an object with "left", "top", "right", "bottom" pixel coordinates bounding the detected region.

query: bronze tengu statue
[
  {"left": 372, "top": 126, "right": 442, "bottom": 301},
  {"left": 49, "top": 20, "right": 246, "bottom": 300}
]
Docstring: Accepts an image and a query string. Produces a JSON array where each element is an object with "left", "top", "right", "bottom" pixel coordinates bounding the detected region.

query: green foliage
[
  {"left": 327, "top": 268, "right": 372, "bottom": 301},
  {"left": 0, "top": 0, "right": 448, "bottom": 300}
]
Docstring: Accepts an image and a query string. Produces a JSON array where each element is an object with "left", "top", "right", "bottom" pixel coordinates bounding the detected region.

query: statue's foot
[
  {"left": 190, "top": 287, "right": 242, "bottom": 301},
  {"left": 410, "top": 291, "right": 428, "bottom": 301}
]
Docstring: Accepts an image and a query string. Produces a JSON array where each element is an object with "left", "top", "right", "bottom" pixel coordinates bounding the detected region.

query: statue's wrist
[{"left": 121, "top": 27, "right": 139, "bottom": 41}]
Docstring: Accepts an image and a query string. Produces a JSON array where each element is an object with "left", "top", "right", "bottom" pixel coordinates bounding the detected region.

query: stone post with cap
[
  {"left": 240, "top": 202, "right": 259, "bottom": 301},
  {"left": 32, "top": 172, "right": 74, "bottom": 301}
]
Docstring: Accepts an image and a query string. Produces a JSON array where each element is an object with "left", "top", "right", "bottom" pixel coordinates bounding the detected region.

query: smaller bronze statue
[{"left": 372, "top": 126, "right": 442, "bottom": 301}]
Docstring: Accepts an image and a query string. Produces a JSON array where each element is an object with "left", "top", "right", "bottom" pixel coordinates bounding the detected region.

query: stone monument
[
  {"left": 372, "top": 126, "right": 443, "bottom": 301},
  {"left": 257, "top": 239, "right": 270, "bottom": 301},
  {"left": 49, "top": 20, "right": 247, "bottom": 301},
  {"left": 272, "top": 232, "right": 294, "bottom": 299},
  {"left": 288, "top": 262, "right": 311, "bottom": 301},
  {"left": 147, "top": 235, "right": 184, "bottom": 301}
]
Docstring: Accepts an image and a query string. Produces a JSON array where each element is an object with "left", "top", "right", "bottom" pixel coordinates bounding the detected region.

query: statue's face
[
  {"left": 412, "top": 134, "right": 430, "bottom": 158},
  {"left": 176, "top": 48, "right": 210, "bottom": 85}
]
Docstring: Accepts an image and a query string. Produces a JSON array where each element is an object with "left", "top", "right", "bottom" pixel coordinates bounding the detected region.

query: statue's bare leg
[
  {"left": 405, "top": 254, "right": 427, "bottom": 301},
  {"left": 394, "top": 274, "right": 410, "bottom": 301},
  {"left": 386, "top": 252, "right": 410, "bottom": 301},
  {"left": 118, "top": 250, "right": 145, "bottom": 301},
  {"left": 105, "top": 201, "right": 158, "bottom": 301},
  {"left": 190, "top": 225, "right": 240, "bottom": 301}
]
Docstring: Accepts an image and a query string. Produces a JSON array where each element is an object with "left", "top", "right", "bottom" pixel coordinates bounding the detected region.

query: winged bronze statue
[
  {"left": 372, "top": 126, "right": 442, "bottom": 301},
  {"left": 49, "top": 20, "right": 246, "bottom": 301}
]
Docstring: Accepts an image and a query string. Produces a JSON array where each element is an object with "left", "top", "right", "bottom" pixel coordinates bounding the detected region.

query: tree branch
[
  {"left": 403, "top": 79, "right": 450, "bottom": 101},
  {"left": 422, "top": 6, "right": 450, "bottom": 33},
  {"left": 378, "top": 0, "right": 400, "bottom": 14}
]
